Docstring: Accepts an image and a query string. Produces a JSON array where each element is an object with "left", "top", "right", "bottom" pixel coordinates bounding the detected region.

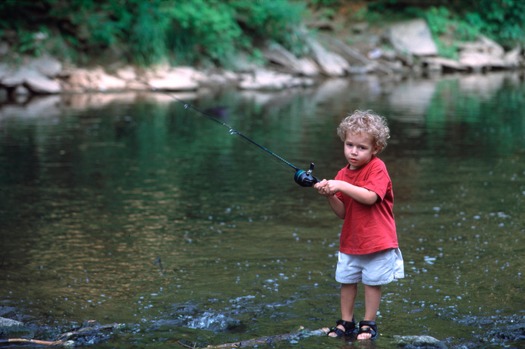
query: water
[{"left": 0, "top": 72, "right": 524, "bottom": 349}]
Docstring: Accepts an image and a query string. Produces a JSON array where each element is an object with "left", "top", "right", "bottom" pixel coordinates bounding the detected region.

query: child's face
[{"left": 343, "top": 132, "right": 379, "bottom": 170}]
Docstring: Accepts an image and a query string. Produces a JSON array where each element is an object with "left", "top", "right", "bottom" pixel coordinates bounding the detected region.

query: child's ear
[{"left": 372, "top": 146, "right": 381, "bottom": 155}]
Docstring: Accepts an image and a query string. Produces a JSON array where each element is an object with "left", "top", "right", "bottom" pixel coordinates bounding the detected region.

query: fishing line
[{"left": 163, "top": 92, "right": 319, "bottom": 187}]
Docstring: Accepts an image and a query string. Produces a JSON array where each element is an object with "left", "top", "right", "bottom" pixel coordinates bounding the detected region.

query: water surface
[{"left": 0, "top": 72, "right": 524, "bottom": 348}]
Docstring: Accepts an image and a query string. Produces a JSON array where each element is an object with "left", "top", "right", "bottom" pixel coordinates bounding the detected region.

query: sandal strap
[
  {"left": 358, "top": 320, "right": 378, "bottom": 339},
  {"left": 328, "top": 319, "right": 356, "bottom": 337},
  {"left": 336, "top": 319, "right": 356, "bottom": 330}
]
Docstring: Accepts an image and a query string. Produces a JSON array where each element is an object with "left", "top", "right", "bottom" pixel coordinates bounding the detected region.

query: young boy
[{"left": 314, "top": 110, "right": 404, "bottom": 340}]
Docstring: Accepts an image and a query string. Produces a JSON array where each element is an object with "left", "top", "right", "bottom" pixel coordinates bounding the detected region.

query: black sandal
[
  {"left": 357, "top": 320, "right": 379, "bottom": 340},
  {"left": 327, "top": 319, "right": 356, "bottom": 338}
]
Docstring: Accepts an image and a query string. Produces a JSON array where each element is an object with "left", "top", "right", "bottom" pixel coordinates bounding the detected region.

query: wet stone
[
  {"left": 0, "top": 316, "right": 23, "bottom": 327},
  {"left": 393, "top": 335, "right": 448, "bottom": 349}
]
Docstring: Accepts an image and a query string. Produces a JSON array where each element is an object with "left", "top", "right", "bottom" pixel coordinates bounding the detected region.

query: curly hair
[{"left": 336, "top": 110, "right": 390, "bottom": 152}]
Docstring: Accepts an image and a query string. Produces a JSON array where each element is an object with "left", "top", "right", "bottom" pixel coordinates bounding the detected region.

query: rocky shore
[{"left": 1, "top": 19, "right": 523, "bottom": 104}]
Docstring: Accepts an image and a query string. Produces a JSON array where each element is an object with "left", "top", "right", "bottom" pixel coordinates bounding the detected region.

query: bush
[
  {"left": 462, "top": 0, "right": 525, "bottom": 48},
  {"left": 423, "top": 6, "right": 480, "bottom": 59},
  {"left": 0, "top": 0, "right": 307, "bottom": 67}
]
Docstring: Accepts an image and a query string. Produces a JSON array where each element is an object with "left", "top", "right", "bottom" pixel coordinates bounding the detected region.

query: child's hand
[
  {"left": 314, "top": 179, "right": 341, "bottom": 197},
  {"left": 314, "top": 179, "right": 333, "bottom": 197}
]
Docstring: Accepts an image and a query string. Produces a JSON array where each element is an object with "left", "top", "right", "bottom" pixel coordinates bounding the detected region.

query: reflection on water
[{"left": 0, "top": 72, "right": 524, "bottom": 348}]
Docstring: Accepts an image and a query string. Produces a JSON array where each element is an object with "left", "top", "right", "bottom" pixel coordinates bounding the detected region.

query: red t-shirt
[{"left": 335, "top": 156, "right": 398, "bottom": 255}]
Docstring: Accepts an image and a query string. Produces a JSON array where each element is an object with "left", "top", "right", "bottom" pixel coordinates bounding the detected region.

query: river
[{"left": 0, "top": 72, "right": 523, "bottom": 348}]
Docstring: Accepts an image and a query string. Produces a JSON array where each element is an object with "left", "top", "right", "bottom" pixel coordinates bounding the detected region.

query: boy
[{"left": 314, "top": 110, "right": 404, "bottom": 340}]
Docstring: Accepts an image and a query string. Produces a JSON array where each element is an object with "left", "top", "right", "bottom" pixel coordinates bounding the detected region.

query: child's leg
[
  {"left": 328, "top": 283, "right": 357, "bottom": 337},
  {"left": 341, "top": 283, "right": 357, "bottom": 321},
  {"left": 357, "top": 284, "right": 381, "bottom": 340}
]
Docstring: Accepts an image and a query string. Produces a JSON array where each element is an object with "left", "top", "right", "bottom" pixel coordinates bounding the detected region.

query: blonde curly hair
[{"left": 336, "top": 110, "right": 390, "bottom": 152}]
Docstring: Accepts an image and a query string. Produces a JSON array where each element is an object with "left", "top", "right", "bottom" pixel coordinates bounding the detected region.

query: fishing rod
[{"left": 163, "top": 92, "right": 319, "bottom": 187}]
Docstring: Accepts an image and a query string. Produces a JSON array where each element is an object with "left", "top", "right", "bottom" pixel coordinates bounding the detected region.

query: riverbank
[{"left": 0, "top": 18, "right": 523, "bottom": 105}]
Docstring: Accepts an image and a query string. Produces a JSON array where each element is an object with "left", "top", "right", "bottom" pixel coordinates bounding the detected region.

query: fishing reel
[{"left": 294, "top": 163, "right": 319, "bottom": 187}]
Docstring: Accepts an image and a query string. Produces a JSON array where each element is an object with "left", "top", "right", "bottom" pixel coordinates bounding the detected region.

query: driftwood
[
  {"left": 0, "top": 322, "right": 123, "bottom": 347},
  {"left": 0, "top": 338, "right": 64, "bottom": 347},
  {"left": 178, "top": 327, "right": 329, "bottom": 349}
]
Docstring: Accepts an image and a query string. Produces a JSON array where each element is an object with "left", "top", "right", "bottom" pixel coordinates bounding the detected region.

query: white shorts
[{"left": 335, "top": 248, "right": 404, "bottom": 286}]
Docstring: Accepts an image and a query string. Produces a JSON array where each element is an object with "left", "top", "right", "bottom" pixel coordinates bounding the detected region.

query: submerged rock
[
  {"left": 458, "top": 314, "right": 525, "bottom": 347},
  {"left": 0, "top": 317, "right": 23, "bottom": 327},
  {"left": 393, "top": 335, "right": 448, "bottom": 349}
]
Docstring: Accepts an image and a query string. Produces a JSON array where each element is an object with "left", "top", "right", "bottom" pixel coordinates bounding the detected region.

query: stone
[
  {"left": 238, "top": 70, "right": 313, "bottom": 90},
  {"left": 65, "top": 68, "right": 93, "bottom": 91},
  {"left": 393, "top": 335, "right": 448, "bottom": 349},
  {"left": 115, "top": 66, "right": 137, "bottom": 81},
  {"left": 0, "top": 317, "right": 23, "bottom": 327},
  {"left": 305, "top": 37, "right": 349, "bottom": 77},
  {"left": 29, "top": 54, "right": 62, "bottom": 77},
  {"left": 459, "top": 51, "right": 505, "bottom": 70},
  {"left": 423, "top": 57, "right": 467, "bottom": 71},
  {"left": 387, "top": 19, "right": 438, "bottom": 56},
  {"left": 25, "top": 71, "right": 61, "bottom": 93},
  {"left": 263, "top": 42, "right": 320, "bottom": 76},
  {"left": 1, "top": 67, "right": 26, "bottom": 87},
  {"left": 1, "top": 66, "right": 61, "bottom": 93},
  {"left": 147, "top": 67, "right": 199, "bottom": 91},
  {"left": 96, "top": 71, "right": 127, "bottom": 91},
  {"left": 503, "top": 46, "right": 522, "bottom": 68}
]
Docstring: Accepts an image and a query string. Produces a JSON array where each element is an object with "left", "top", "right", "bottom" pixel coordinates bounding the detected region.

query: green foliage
[
  {"left": 423, "top": 6, "right": 480, "bottom": 59},
  {"left": 2, "top": 0, "right": 524, "bottom": 66},
  {"left": 462, "top": 0, "right": 525, "bottom": 47},
  {"left": 165, "top": 0, "right": 243, "bottom": 66},
  {"left": 229, "top": 0, "right": 306, "bottom": 56},
  {"left": 128, "top": 0, "right": 170, "bottom": 66},
  {"left": 0, "top": 0, "right": 307, "bottom": 67}
]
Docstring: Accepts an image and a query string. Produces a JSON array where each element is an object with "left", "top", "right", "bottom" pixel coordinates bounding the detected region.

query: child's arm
[
  {"left": 330, "top": 180, "right": 378, "bottom": 205},
  {"left": 315, "top": 179, "right": 378, "bottom": 206},
  {"left": 326, "top": 194, "right": 345, "bottom": 219}
]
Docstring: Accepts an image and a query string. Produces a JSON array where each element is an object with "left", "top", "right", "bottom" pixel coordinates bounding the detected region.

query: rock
[
  {"left": 263, "top": 42, "right": 320, "bottom": 76},
  {"left": 115, "top": 66, "right": 137, "bottom": 81},
  {"left": 305, "top": 37, "right": 349, "bottom": 77},
  {"left": 296, "top": 57, "right": 322, "bottom": 76},
  {"left": 1, "top": 67, "right": 26, "bottom": 87},
  {"left": 63, "top": 68, "right": 93, "bottom": 91},
  {"left": 456, "top": 36, "right": 518, "bottom": 70},
  {"left": 0, "top": 41, "right": 9, "bottom": 56},
  {"left": 0, "top": 317, "right": 23, "bottom": 327},
  {"left": 0, "top": 63, "right": 10, "bottom": 80},
  {"left": 14, "top": 85, "right": 31, "bottom": 95},
  {"left": 422, "top": 57, "right": 467, "bottom": 72},
  {"left": 387, "top": 19, "right": 438, "bottom": 56},
  {"left": 503, "top": 46, "right": 522, "bottom": 68},
  {"left": 238, "top": 70, "right": 313, "bottom": 90},
  {"left": 96, "top": 70, "right": 127, "bottom": 91},
  {"left": 393, "top": 335, "right": 448, "bottom": 349},
  {"left": 147, "top": 67, "right": 199, "bottom": 91},
  {"left": 320, "top": 35, "right": 396, "bottom": 75},
  {"left": 459, "top": 36, "right": 504, "bottom": 57},
  {"left": 29, "top": 54, "right": 62, "bottom": 77},
  {"left": 25, "top": 70, "right": 62, "bottom": 93},
  {"left": 198, "top": 70, "right": 239, "bottom": 87},
  {"left": 63, "top": 67, "right": 126, "bottom": 92},
  {"left": 459, "top": 51, "right": 505, "bottom": 71},
  {"left": 1, "top": 66, "right": 61, "bottom": 93}
]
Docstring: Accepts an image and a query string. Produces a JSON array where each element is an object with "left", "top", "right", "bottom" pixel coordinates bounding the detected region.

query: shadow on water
[{"left": 0, "top": 72, "right": 524, "bottom": 348}]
